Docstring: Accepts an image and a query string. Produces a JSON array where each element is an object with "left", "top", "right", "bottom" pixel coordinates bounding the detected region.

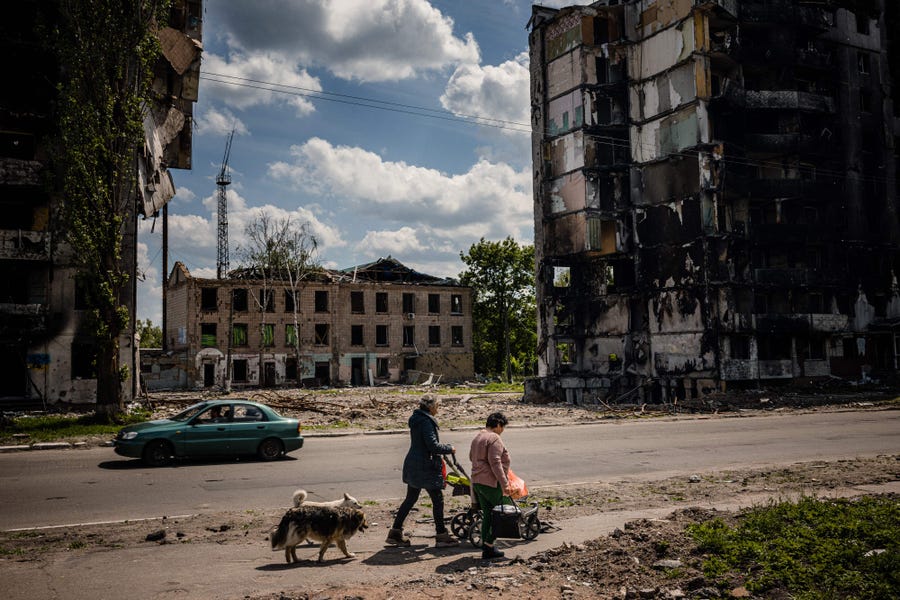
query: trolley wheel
[
  {"left": 450, "top": 512, "right": 471, "bottom": 539},
  {"left": 522, "top": 513, "right": 540, "bottom": 540},
  {"left": 468, "top": 514, "right": 483, "bottom": 548}
]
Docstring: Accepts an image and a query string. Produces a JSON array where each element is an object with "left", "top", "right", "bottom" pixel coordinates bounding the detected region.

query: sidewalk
[{"left": 5, "top": 481, "right": 897, "bottom": 600}]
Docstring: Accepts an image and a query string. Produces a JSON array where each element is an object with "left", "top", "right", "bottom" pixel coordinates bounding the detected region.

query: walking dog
[{"left": 270, "top": 505, "right": 369, "bottom": 563}]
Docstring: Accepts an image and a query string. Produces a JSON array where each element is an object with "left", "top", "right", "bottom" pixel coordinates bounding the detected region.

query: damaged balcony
[
  {"left": 0, "top": 303, "right": 48, "bottom": 336},
  {"left": 741, "top": 2, "right": 834, "bottom": 31},
  {"left": 0, "top": 229, "right": 50, "bottom": 261}
]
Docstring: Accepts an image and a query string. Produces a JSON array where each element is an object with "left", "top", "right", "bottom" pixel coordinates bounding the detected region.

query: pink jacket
[{"left": 469, "top": 429, "right": 510, "bottom": 491}]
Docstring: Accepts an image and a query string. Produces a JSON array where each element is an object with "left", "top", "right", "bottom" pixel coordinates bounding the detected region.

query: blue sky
[{"left": 137, "top": 0, "right": 578, "bottom": 324}]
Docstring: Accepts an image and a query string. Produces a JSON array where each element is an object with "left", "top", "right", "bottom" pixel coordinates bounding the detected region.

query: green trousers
[{"left": 473, "top": 482, "right": 505, "bottom": 545}]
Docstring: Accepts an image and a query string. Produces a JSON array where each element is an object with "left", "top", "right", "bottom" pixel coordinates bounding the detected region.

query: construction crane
[{"left": 216, "top": 129, "right": 234, "bottom": 279}]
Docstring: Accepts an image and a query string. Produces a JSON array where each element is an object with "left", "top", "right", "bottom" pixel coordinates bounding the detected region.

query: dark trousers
[
  {"left": 473, "top": 482, "right": 504, "bottom": 545},
  {"left": 392, "top": 485, "right": 447, "bottom": 533}
]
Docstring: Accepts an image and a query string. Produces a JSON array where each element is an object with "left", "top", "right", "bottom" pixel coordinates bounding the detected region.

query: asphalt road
[{"left": 1, "top": 408, "right": 898, "bottom": 531}]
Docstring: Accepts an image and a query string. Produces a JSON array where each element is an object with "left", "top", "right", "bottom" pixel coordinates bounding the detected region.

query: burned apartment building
[
  {"left": 156, "top": 257, "right": 474, "bottom": 390},
  {"left": 526, "top": 0, "right": 900, "bottom": 404},
  {"left": 0, "top": 1, "right": 202, "bottom": 407}
]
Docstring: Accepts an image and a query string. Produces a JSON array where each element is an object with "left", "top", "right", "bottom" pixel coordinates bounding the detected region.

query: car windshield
[{"left": 170, "top": 403, "right": 209, "bottom": 422}]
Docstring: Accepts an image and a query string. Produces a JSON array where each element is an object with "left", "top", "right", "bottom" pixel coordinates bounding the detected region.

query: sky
[{"left": 137, "top": 0, "right": 580, "bottom": 325}]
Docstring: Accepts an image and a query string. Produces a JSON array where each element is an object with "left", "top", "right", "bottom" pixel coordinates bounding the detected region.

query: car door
[
  {"left": 226, "top": 403, "right": 269, "bottom": 455},
  {"left": 181, "top": 405, "right": 232, "bottom": 457}
]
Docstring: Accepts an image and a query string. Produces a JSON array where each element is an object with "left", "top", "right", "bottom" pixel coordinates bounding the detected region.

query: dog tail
[
  {"left": 270, "top": 513, "right": 292, "bottom": 550},
  {"left": 292, "top": 489, "right": 308, "bottom": 507}
]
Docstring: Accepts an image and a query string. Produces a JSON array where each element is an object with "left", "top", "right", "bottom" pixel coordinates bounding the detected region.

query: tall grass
[{"left": 0, "top": 409, "right": 151, "bottom": 444}]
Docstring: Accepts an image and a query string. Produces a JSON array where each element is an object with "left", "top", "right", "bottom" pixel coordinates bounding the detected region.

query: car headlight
[{"left": 121, "top": 431, "right": 138, "bottom": 440}]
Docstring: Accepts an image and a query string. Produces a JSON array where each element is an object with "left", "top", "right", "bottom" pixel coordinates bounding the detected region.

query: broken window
[
  {"left": 428, "top": 326, "right": 441, "bottom": 346},
  {"left": 232, "top": 288, "right": 248, "bottom": 312},
  {"left": 285, "top": 357, "right": 298, "bottom": 381},
  {"left": 258, "top": 289, "right": 275, "bottom": 312},
  {"left": 71, "top": 340, "right": 97, "bottom": 379},
  {"left": 859, "top": 89, "right": 872, "bottom": 113},
  {"left": 377, "top": 358, "right": 389, "bottom": 377},
  {"left": 858, "top": 52, "right": 870, "bottom": 74},
  {"left": 351, "top": 325, "right": 364, "bottom": 346},
  {"left": 201, "top": 288, "right": 217, "bottom": 311},
  {"left": 553, "top": 266, "right": 571, "bottom": 287},
  {"left": 200, "top": 323, "right": 216, "bottom": 348},
  {"left": 314, "top": 324, "right": 329, "bottom": 345},
  {"left": 802, "top": 337, "right": 826, "bottom": 360},
  {"left": 729, "top": 336, "right": 751, "bottom": 360},
  {"left": 450, "top": 294, "right": 462, "bottom": 315},
  {"left": 451, "top": 326, "right": 463, "bottom": 346},
  {"left": 376, "top": 292, "right": 388, "bottom": 313},
  {"left": 376, "top": 325, "right": 388, "bottom": 346},
  {"left": 757, "top": 335, "right": 791, "bottom": 360},
  {"left": 557, "top": 342, "right": 575, "bottom": 365},
  {"left": 351, "top": 291, "right": 364, "bottom": 314},
  {"left": 284, "top": 290, "right": 296, "bottom": 313},
  {"left": 261, "top": 324, "right": 274, "bottom": 347},
  {"left": 428, "top": 294, "right": 440, "bottom": 313},
  {"left": 285, "top": 324, "right": 298, "bottom": 347},
  {"left": 402, "top": 293, "right": 415, "bottom": 314},
  {"left": 232, "top": 359, "right": 248, "bottom": 382},
  {"left": 232, "top": 324, "right": 248, "bottom": 346},
  {"left": 856, "top": 12, "right": 869, "bottom": 35},
  {"left": 315, "top": 290, "right": 328, "bottom": 312},
  {"left": 403, "top": 326, "right": 415, "bottom": 347}
]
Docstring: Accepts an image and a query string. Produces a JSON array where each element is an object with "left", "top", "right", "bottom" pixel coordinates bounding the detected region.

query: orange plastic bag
[{"left": 507, "top": 469, "right": 528, "bottom": 500}]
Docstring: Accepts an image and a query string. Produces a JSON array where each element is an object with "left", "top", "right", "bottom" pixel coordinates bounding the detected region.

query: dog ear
[{"left": 344, "top": 493, "right": 351, "bottom": 500}]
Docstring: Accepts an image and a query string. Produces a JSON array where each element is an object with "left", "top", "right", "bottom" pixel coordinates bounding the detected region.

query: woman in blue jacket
[{"left": 385, "top": 395, "right": 460, "bottom": 547}]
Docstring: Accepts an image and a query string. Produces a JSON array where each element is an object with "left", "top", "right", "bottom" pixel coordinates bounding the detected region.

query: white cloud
[
  {"left": 202, "top": 52, "right": 322, "bottom": 115},
  {"left": 196, "top": 106, "right": 250, "bottom": 137},
  {"left": 356, "top": 227, "right": 425, "bottom": 257},
  {"left": 440, "top": 52, "right": 530, "bottom": 134},
  {"left": 215, "top": 0, "right": 480, "bottom": 82}
]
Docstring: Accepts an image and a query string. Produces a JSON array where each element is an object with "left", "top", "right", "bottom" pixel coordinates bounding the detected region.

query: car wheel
[
  {"left": 257, "top": 438, "right": 284, "bottom": 461},
  {"left": 142, "top": 440, "right": 173, "bottom": 467}
]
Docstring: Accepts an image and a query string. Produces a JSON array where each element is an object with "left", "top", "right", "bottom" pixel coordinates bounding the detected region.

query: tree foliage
[
  {"left": 459, "top": 238, "right": 536, "bottom": 381},
  {"left": 137, "top": 319, "right": 162, "bottom": 348},
  {"left": 51, "top": 1, "right": 168, "bottom": 417}
]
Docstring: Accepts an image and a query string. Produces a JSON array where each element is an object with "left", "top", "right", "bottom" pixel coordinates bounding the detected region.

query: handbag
[{"left": 491, "top": 502, "right": 522, "bottom": 539}]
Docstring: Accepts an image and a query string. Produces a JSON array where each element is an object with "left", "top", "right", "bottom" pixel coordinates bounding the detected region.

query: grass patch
[
  {"left": 688, "top": 495, "right": 899, "bottom": 599},
  {"left": 0, "top": 410, "right": 151, "bottom": 444},
  {"left": 303, "top": 420, "right": 351, "bottom": 431}
]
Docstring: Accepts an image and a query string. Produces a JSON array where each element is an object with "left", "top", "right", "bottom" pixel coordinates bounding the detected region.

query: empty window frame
[
  {"left": 403, "top": 325, "right": 415, "bottom": 347},
  {"left": 729, "top": 335, "right": 751, "bottom": 359},
  {"left": 402, "top": 293, "right": 415, "bottom": 314},
  {"left": 376, "top": 357, "right": 390, "bottom": 377},
  {"left": 375, "top": 292, "right": 388, "bottom": 313},
  {"left": 314, "top": 323, "right": 329, "bottom": 345},
  {"left": 314, "top": 290, "right": 328, "bottom": 312},
  {"left": 450, "top": 294, "right": 462, "bottom": 314},
  {"left": 376, "top": 325, "right": 388, "bottom": 346},
  {"left": 858, "top": 51, "right": 870, "bottom": 74},
  {"left": 232, "top": 359, "right": 248, "bottom": 382},
  {"left": 428, "top": 325, "right": 441, "bottom": 346},
  {"left": 859, "top": 89, "right": 872, "bottom": 113},
  {"left": 285, "top": 357, "right": 298, "bottom": 381},
  {"left": 351, "top": 324, "right": 364, "bottom": 346},
  {"left": 201, "top": 287, "right": 217, "bottom": 311},
  {"left": 350, "top": 291, "right": 364, "bottom": 314},
  {"left": 232, "top": 323, "right": 248, "bottom": 346},
  {"left": 71, "top": 340, "right": 97, "bottom": 379},
  {"left": 232, "top": 288, "right": 248, "bottom": 312},
  {"left": 428, "top": 293, "right": 440, "bottom": 313},
  {"left": 284, "top": 290, "right": 296, "bottom": 313},
  {"left": 553, "top": 266, "right": 571, "bottom": 287},
  {"left": 200, "top": 323, "right": 217, "bottom": 347},
  {"left": 451, "top": 325, "right": 463, "bottom": 346},
  {"left": 258, "top": 289, "right": 275, "bottom": 312}
]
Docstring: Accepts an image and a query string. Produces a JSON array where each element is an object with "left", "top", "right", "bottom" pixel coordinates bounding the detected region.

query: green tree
[
  {"left": 459, "top": 238, "right": 536, "bottom": 382},
  {"left": 51, "top": 1, "right": 167, "bottom": 418},
  {"left": 137, "top": 319, "right": 163, "bottom": 348}
]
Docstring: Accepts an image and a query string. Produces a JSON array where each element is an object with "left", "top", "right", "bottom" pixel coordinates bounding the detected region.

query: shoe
[
  {"left": 481, "top": 545, "right": 505, "bottom": 560},
  {"left": 434, "top": 531, "right": 460, "bottom": 547},
  {"left": 385, "top": 528, "right": 411, "bottom": 547}
]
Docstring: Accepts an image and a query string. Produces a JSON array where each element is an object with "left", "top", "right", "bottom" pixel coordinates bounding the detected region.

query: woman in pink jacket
[{"left": 468, "top": 412, "right": 510, "bottom": 560}]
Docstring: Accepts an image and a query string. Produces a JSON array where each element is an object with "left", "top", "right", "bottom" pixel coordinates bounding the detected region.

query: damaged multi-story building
[
  {"left": 153, "top": 257, "right": 474, "bottom": 390},
  {"left": 0, "top": 1, "right": 202, "bottom": 407},
  {"left": 526, "top": 0, "right": 900, "bottom": 404}
]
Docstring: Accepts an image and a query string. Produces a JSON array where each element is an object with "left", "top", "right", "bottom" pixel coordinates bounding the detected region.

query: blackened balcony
[
  {"left": 750, "top": 224, "right": 809, "bottom": 245},
  {"left": 0, "top": 229, "right": 51, "bottom": 261},
  {"left": 741, "top": 2, "right": 833, "bottom": 31},
  {"left": 0, "top": 303, "right": 48, "bottom": 337}
]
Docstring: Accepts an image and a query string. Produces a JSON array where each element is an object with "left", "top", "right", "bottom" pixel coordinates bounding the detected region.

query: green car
[{"left": 114, "top": 400, "right": 303, "bottom": 466}]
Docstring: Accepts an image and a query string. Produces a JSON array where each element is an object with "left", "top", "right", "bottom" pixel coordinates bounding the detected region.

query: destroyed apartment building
[
  {"left": 150, "top": 257, "right": 474, "bottom": 390},
  {"left": 526, "top": 0, "right": 900, "bottom": 404},
  {"left": 0, "top": 1, "right": 202, "bottom": 407}
]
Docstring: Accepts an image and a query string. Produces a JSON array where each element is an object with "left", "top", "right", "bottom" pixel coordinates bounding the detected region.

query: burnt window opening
[
  {"left": 200, "top": 323, "right": 216, "bottom": 348},
  {"left": 428, "top": 294, "right": 440, "bottom": 314},
  {"left": 758, "top": 335, "right": 792, "bottom": 360},
  {"left": 71, "top": 340, "right": 97, "bottom": 379},
  {"left": 403, "top": 325, "right": 415, "bottom": 347},
  {"left": 232, "top": 324, "right": 248, "bottom": 346},
  {"left": 258, "top": 289, "right": 275, "bottom": 312},
  {"left": 376, "top": 292, "right": 388, "bottom": 313},
  {"left": 855, "top": 12, "right": 870, "bottom": 35},
  {"left": 284, "top": 290, "right": 296, "bottom": 313},
  {"left": 450, "top": 294, "right": 462, "bottom": 315},
  {"left": 201, "top": 288, "right": 217, "bottom": 311},
  {"left": 451, "top": 325, "right": 463, "bottom": 347},
  {"left": 285, "top": 358, "right": 298, "bottom": 381},
  {"left": 557, "top": 342, "right": 575, "bottom": 367},
  {"left": 730, "top": 336, "right": 751, "bottom": 360},
  {"left": 315, "top": 290, "right": 328, "bottom": 312},
  {"left": 402, "top": 293, "right": 415, "bottom": 314},
  {"left": 232, "top": 288, "right": 248, "bottom": 312},
  {"left": 377, "top": 357, "right": 389, "bottom": 377},
  {"left": 754, "top": 293, "right": 769, "bottom": 314},
  {"left": 858, "top": 52, "right": 870, "bottom": 74},
  {"left": 802, "top": 337, "right": 826, "bottom": 360},
  {"left": 859, "top": 89, "right": 872, "bottom": 113},
  {"left": 807, "top": 293, "right": 824, "bottom": 314},
  {"left": 553, "top": 266, "right": 571, "bottom": 287},
  {"left": 376, "top": 325, "right": 388, "bottom": 346},
  {"left": 351, "top": 325, "right": 364, "bottom": 346},
  {"left": 350, "top": 291, "right": 364, "bottom": 313},
  {"left": 232, "top": 359, "right": 248, "bottom": 382},
  {"left": 428, "top": 325, "right": 441, "bottom": 346},
  {"left": 314, "top": 324, "right": 329, "bottom": 345}
]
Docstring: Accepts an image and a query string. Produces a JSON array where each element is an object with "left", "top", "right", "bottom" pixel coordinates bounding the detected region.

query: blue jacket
[{"left": 401, "top": 408, "right": 453, "bottom": 490}]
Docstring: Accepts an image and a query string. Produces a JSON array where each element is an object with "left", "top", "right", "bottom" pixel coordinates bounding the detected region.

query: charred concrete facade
[
  {"left": 527, "top": 1, "right": 900, "bottom": 404},
  {"left": 0, "top": 1, "right": 202, "bottom": 407},
  {"left": 160, "top": 258, "right": 474, "bottom": 390}
]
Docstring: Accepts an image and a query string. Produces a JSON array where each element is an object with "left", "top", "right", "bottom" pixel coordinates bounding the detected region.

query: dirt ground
[{"left": 3, "top": 385, "right": 899, "bottom": 599}]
